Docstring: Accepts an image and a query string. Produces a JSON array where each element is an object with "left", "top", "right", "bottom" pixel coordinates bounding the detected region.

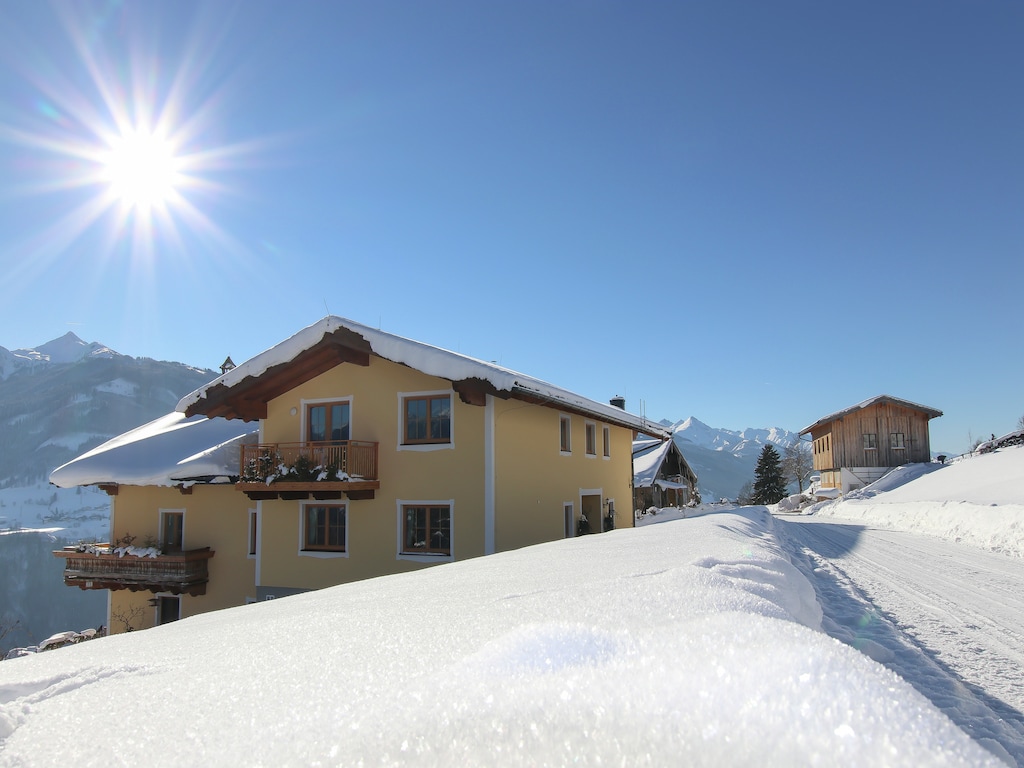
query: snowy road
[{"left": 778, "top": 516, "right": 1024, "bottom": 765}]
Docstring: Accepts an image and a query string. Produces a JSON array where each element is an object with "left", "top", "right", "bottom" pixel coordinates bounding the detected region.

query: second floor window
[
  {"left": 560, "top": 415, "right": 571, "bottom": 453},
  {"left": 404, "top": 394, "right": 451, "bottom": 444},
  {"left": 308, "top": 402, "right": 350, "bottom": 443},
  {"left": 890, "top": 432, "right": 906, "bottom": 450},
  {"left": 585, "top": 422, "right": 597, "bottom": 456},
  {"left": 863, "top": 433, "right": 877, "bottom": 450},
  {"left": 603, "top": 426, "right": 611, "bottom": 458}
]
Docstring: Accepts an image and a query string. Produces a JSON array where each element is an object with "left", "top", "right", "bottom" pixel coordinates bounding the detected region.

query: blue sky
[{"left": 0, "top": 1, "right": 1020, "bottom": 453}]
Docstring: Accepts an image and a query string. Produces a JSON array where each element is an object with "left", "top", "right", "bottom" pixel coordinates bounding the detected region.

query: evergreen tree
[{"left": 752, "top": 444, "right": 788, "bottom": 505}]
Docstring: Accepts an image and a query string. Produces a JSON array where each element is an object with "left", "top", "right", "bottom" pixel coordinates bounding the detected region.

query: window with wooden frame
[
  {"left": 602, "top": 426, "right": 611, "bottom": 458},
  {"left": 863, "top": 433, "right": 877, "bottom": 450},
  {"left": 401, "top": 504, "right": 451, "bottom": 556},
  {"left": 585, "top": 421, "right": 597, "bottom": 456},
  {"left": 890, "top": 432, "right": 906, "bottom": 450},
  {"left": 307, "top": 401, "right": 350, "bottom": 443},
  {"left": 559, "top": 414, "right": 571, "bottom": 453},
  {"left": 248, "top": 510, "right": 258, "bottom": 557},
  {"left": 303, "top": 504, "right": 347, "bottom": 552},
  {"left": 403, "top": 394, "right": 452, "bottom": 444}
]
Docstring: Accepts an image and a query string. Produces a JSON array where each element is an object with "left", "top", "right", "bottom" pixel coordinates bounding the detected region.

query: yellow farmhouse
[{"left": 51, "top": 316, "right": 668, "bottom": 632}]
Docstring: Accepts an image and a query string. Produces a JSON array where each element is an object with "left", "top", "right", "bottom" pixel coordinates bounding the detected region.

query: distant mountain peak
[{"left": 13, "top": 332, "right": 120, "bottom": 366}]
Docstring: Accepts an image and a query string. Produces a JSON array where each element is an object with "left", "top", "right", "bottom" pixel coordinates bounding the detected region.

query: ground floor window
[
  {"left": 157, "top": 595, "right": 180, "bottom": 625},
  {"left": 303, "top": 504, "right": 347, "bottom": 552},
  {"left": 401, "top": 504, "right": 451, "bottom": 555}
]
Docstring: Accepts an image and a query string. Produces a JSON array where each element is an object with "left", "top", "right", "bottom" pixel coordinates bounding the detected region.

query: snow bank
[
  {"left": 810, "top": 446, "right": 1024, "bottom": 557},
  {"left": 0, "top": 509, "right": 998, "bottom": 766}
]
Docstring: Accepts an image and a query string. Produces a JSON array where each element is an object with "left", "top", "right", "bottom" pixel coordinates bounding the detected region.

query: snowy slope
[{"left": 3, "top": 451, "right": 1022, "bottom": 765}]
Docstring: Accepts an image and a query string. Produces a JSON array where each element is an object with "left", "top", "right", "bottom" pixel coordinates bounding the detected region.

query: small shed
[
  {"left": 800, "top": 395, "right": 942, "bottom": 493},
  {"left": 633, "top": 438, "right": 700, "bottom": 512}
]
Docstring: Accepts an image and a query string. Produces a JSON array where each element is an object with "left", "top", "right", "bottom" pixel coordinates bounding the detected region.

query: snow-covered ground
[{"left": 0, "top": 448, "right": 1021, "bottom": 766}]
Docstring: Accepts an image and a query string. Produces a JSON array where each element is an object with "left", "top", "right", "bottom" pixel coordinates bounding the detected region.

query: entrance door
[{"left": 581, "top": 493, "right": 602, "bottom": 534}]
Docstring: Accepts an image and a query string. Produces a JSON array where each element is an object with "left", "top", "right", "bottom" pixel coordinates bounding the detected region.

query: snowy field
[{"left": 1, "top": 448, "right": 1022, "bottom": 766}]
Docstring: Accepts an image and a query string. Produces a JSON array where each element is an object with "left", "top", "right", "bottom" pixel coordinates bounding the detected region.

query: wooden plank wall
[{"left": 811, "top": 402, "right": 932, "bottom": 472}]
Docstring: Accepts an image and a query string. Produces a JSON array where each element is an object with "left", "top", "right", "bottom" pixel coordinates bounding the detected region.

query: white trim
[
  {"left": 396, "top": 498, "right": 455, "bottom": 563},
  {"left": 154, "top": 592, "right": 181, "bottom": 625},
  {"left": 300, "top": 395, "right": 353, "bottom": 441},
  {"left": 254, "top": 500, "right": 263, "bottom": 587},
  {"left": 602, "top": 425, "right": 611, "bottom": 460},
  {"left": 397, "top": 389, "right": 455, "bottom": 452},
  {"left": 563, "top": 501, "right": 575, "bottom": 538},
  {"left": 484, "top": 395, "right": 495, "bottom": 555},
  {"left": 298, "top": 501, "right": 349, "bottom": 559},
  {"left": 158, "top": 508, "right": 186, "bottom": 549}
]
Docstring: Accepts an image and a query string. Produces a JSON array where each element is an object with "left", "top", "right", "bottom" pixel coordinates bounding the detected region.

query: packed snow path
[{"left": 779, "top": 516, "right": 1024, "bottom": 765}]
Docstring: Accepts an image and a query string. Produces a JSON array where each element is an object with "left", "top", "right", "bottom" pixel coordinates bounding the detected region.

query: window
[
  {"left": 157, "top": 595, "right": 180, "bottom": 625},
  {"left": 890, "top": 432, "right": 906, "bottom": 450},
  {"left": 585, "top": 422, "right": 597, "bottom": 456},
  {"left": 563, "top": 502, "right": 574, "bottom": 538},
  {"left": 160, "top": 510, "right": 184, "bottom": 552},
  {"left": 401, "top": 504, "right": 450, "bottom": 555},
  {"left": 863, "top": 433, "right": 877, "bottom": 450},
  {"left": 303, "top": 504, "right": 347, "bottom": 552},
  {"left": 307, "top": 401, "right": 350, "bottom": 443},
  {"left": 602, "top": 426, "right": 611, "bottom": 458},
  {"left": 559, "top": 415, "right": 571, "bottom": 453},
  {"left": 248, "top": 510, "right": 258, "bottom": 557},
  {"left": 403, "top": 394, "right": 451, "bottom": 444}
]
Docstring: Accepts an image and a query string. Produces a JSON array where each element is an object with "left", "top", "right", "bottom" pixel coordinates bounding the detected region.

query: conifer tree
[{"left": 752, "top": 444, "right": 787, "bottom": 505}]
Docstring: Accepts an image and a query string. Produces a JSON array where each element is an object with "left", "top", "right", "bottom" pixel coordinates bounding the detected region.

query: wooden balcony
[
  {"left": 54, "top": 547, "right": 214, "bottom": 596},
  {"left": 237, "top": 440, "right": 380, "bottom": 501}
]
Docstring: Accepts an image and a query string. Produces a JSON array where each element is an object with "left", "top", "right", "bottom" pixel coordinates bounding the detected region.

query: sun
[{"left": 100, "top": 129, "right": 181, "bottom": 209}]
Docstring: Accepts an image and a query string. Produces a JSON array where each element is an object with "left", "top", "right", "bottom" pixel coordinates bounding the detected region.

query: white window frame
[
  {"left": 584, "top": 420, "right": 598, "bottom": 457},
  {"left": 158, "top": 508, "right": 185, "bottom": 550},
  {"left": 602, "top": 425, "right": 611, "bottom": 460},
  {"left": 397, "top": 390, "right": 455, "bottom": 452},
  {"left": 154, "top": 593, "right": 181, "bottom": 625},
  {"left": 247, "top": 509, "right": 258, "bottom": 559},
  {"left": 298, "top": 501, "right": 349, "bottom": 559},
  {"left": 559, "top": 413, "right": 572, "bottom": 455},
  {"left": 563, "top": 502, "right": 575, "bottom": 538},
  {"left": 396, "top": 499, "right": 455, "bottom": 563}
]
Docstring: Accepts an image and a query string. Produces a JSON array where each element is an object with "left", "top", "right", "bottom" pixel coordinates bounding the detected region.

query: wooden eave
[
  {"left": 235, "top": 480, "right": 380, "bottom": 501},
  {"left": 184, "top": 328, "right": 372, "bottom": 421}
]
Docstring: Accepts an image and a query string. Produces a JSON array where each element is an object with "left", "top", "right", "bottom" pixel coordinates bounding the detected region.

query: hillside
[
  {"left": 668, "top": 416, "right": 799, "bottom": 501},
  {"left": 0, "top": 334, "right": 219, "bottom": 651}
]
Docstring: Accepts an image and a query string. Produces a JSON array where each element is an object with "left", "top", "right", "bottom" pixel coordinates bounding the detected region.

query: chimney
[
  {"left": 220, "top": 356, "right": 236, "bottom": 375},
  {"left": 609, "top": 395, "right": 626, "bottom": 410}
]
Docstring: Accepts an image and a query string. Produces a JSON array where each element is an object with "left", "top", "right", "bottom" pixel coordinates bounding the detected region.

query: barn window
[
  {"left": 890, "top": 432, "right": 906, "bottom": 450},
  {"left": 863, "top": 433, "right": 877, "bottom": 450}
]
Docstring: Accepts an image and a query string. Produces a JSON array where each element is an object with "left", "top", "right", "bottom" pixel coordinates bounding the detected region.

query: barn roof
[{"left": 800, "top": 395, "right": 943, "bottom": 435}]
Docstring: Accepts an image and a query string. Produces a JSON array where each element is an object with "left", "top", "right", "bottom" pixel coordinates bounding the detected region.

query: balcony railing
[
  {"left": 237, "top": 441, "right": 380, "bottom": 500},
  {"left": 53, "top": 546, "right": 214, "bottom": 596}
]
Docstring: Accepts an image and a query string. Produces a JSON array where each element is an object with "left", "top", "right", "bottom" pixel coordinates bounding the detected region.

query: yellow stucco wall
[
  {"left": 492, "top": 400, "right": 635, "bottom": 550},
  {"left": 107, "top": 484, "right": 255, "bottom": 633},
  {"left": 104, "top": 355, "right": 640, "bottom": 629},
  {"left": 257, "top": 356, "right": 486, "bottom": 591}
]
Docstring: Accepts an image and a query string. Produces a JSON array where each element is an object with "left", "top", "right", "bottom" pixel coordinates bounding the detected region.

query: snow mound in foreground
[{"left": 0, "top": 510, "right": 999, "bottom": 766}]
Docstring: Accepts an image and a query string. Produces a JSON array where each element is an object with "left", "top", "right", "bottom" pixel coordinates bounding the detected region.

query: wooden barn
[
  {"left": 800, "top": 395, "right": 942, "bottom": 493},
  {"left": 632, "top": 437, "right": 700, "bottom": 512}
]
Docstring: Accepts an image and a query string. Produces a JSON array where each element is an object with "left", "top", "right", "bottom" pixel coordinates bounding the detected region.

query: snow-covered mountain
[{"left": 664, "top": 416, "right": 801, "bottom": 502}]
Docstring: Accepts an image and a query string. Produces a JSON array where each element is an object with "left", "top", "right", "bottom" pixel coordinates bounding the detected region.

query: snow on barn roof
[
  {"left": 48, "top": 412, "right": 259, "bottom": 488},
  {"left": 632, "top": 438, "right": 672, "bottom": 488},
  {"left": 177, "top": 316, "right": 670, "bottom": 437},
  {"left": 800, "top": 394, "right": 943, "bottom": 435}
]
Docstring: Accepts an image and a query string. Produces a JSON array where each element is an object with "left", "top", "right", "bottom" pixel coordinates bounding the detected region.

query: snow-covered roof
[
  {"left": 177, "top": 316, "right": 670, "bottom": 437},
  {"left": 632, "top": 439, "right": 672, "bottom": 488},
  {"left": 800, "top": 394, "right": 943, "bottom": 435},
  {"left": 49, "top": 412, "right": 259, "bottom": 488}
]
